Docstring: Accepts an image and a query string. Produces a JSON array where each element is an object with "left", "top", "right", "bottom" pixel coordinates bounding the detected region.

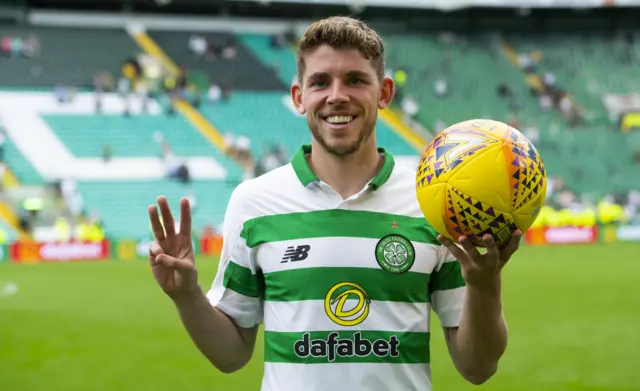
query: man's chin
[{"left": 321, "top": 140, "right": 361, "bottom": 156}]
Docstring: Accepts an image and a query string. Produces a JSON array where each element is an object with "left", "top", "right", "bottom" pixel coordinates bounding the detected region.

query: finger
[
  {"left": 438, "top": 234, "right": 472, "bottom": 268},
  {"left": 149, "top": 250, "right": 158, "bottom": 266},
  {"left": 149, "top": 241, "right": 165, "bottom": 257},
  {"left": 156, "top": 254, "right": 195, "bottom": 272},
  {"left": 179, "top": 197, "right": 192, "bottom": 239},
  {"left": 459, "top": 235, "right": 481, "bottom": 261},
  {"left": 158, "top": 195, "right": 176, "bottom": 236},
  {"left": 500, "top": 230, "right": 522, "bottom": 263},
  {"left": 482, "top": 234, "right": 501, "bottom": 267},
  {"left": 148, "top": 204, "right": 166, "bottom": 242}
]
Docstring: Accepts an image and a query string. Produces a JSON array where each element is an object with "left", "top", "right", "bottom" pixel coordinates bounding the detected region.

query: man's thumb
[{"left": 156, "top": 254, "right": 194, "bottom": 271}]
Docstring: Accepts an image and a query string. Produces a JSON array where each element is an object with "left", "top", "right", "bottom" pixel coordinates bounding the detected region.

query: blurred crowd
[
  {"left": 1, "top": 25, "right": 638, "bottom": 243},
  {"left": 1, "top": 33, "right": 40, "bottom": 59},
  {"left": 537, "top": 176, "right": 640, "bottom": 227}
]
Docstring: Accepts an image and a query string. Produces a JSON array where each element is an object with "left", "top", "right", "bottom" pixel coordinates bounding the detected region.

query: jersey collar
[{"left": 291, "top": 144, "right": 395, "bottom": 190}]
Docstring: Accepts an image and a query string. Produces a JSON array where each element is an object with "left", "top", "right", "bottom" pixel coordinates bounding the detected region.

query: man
[{"left": 148, "top": 16, "right": 521, "bottom": 391}]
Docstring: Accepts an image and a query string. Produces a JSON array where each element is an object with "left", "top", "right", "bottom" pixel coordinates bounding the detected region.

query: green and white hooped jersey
[{"left": 207, "top": 145, "right": 466, "bottom": 391}]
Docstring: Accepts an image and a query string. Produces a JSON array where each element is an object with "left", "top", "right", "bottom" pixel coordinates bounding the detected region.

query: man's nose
[{"left": 327, "top": 80, "right": 349, "bottom": 105}]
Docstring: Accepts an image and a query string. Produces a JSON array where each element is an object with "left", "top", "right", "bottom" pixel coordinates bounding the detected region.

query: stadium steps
[
  {"left": 0, "top": 137, "right": 35, "bottom": 240},
  {"left": 129, "top": 28, "right": 240, "bottom": 166},
  {"left": 0, "top": 200, "right": 27, "bottom": 241}
]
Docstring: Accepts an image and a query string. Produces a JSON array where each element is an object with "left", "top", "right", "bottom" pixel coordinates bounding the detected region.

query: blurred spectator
[
  {"left": 61, "top": 177, "right": 83, "bottom": 218},
  {"left": 208, "top": 83, "right": 221, "bottom": 104},
  {"left": 523, "top": 124, "right": 540, "bottom": 146},
  {"left": 188, "top": 34, "right": 208, "bottom": 56},
  {"left": 543, "top": 72, "right": 556, "bottom": 89},
  {"left": 221, "top": 85, "right": 233, "bottom": 101},
  {"left": 1, "top": 33, "right": 40, "bottom": 59},
  {"left": 269, "top": 33, "right": 287, "bottom": 49},
  {"left": 497, "top": 81, "right": 511, "bottom": 99},
  {"left": 102, "top": 144, "right": 112, "bottom": 163},
  {"left": 434, "top": 78, "right": 448, "bottom": 98},
  {"left": 401, "top": 96, "right": 419, "bottom": 120},
  {"left": 54, "top": 84, "right": 77, "bottom": 104},
  {"left": 434, "top": 119, "right": 447, "bottom": 134},
  {"left": 160, "top": 140, "right": 191, "bottom": 184},
  {"left": 283, "top": 26, "right": 298, "bottom": 46},
  {"left": 222, "top": 39, "right": 237, "bottom": 60},
  {"left": 539, "top": 94, "right": 553, "bottom": 112}
]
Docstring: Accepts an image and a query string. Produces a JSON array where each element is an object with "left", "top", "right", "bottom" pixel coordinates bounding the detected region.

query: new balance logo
[{"left": 281, "top": 245, "right": 311, "bottom": 263}]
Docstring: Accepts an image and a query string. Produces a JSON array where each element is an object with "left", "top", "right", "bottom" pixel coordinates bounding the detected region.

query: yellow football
[{"left": 416, "top": 119, "right": 547, "bottom": 248}]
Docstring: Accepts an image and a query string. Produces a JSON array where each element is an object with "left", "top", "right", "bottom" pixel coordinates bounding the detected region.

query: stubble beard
[{"left": 308, "top": 114, "right": 377, "bottom": 157}]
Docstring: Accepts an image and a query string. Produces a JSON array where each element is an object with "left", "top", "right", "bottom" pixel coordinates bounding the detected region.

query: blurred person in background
[{"left": 147, "top": 16, "right": 520, "bottom": 391}]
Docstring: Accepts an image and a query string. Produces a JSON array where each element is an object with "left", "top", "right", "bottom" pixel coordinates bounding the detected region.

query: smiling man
[{"left": 148, "top": 16, "right": 521, "bottom": 391}]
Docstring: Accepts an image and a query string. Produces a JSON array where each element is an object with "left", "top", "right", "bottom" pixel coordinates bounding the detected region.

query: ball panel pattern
[
  {"left": 444, "top": 184, "right": 518, "bottom": 248},
  {"left": 456, "top": 118, "right": 513, "bottom": 142},
  {"left": 448, "top": 143, "right": 512, "bottom": 214},
  {"left": 416, "top": 182, "right": 450, "bottom": 241},
  {"left": 504, "top": 127, "right": 547, "bottom": 211},
  {"left": 416, "top": 126, "right": 501, "bottom": 190},
  {"left": 512, "top": 185, "right": 547, "bottom": 232}
]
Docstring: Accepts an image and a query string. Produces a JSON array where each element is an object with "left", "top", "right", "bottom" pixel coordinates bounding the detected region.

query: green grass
[{"left": 1, "top": 243, "right": 639, "bottom": 391}]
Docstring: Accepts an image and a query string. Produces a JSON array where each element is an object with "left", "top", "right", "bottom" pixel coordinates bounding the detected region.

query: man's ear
[
  {"left": 378, "top": 76, "right": 395, "bottom": 109},
  {"left": 291, "top": 82, "right": 305, "bottom": 114}
]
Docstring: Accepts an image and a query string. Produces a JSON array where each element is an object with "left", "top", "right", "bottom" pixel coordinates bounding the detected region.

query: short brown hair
[{"left": 296, "top": 16, "right": 386, "bottom": 84}]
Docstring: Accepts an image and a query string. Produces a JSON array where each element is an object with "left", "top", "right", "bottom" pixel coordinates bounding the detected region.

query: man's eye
[
  {"left": 311, "top": 80, "right": 328, "bottom": 87},
  {"left": 348, "top": 78, "right": 363, "bottom": 85}
]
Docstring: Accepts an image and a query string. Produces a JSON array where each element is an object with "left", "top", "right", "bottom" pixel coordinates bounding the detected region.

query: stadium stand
[
  {"left": 0, "top": 15, "right": 638, "bottom": 242},
  {"left": 147, "top": 30, "right": 288, "bottom": 91},
  {"left": 0, "top": 26, "right": 139, "bottom": 88},
  {"left": 503, "top": 32, "right": 640, "bottom": 125},
  {"left": 4, "top": 136, "right": 44, "bottom": 186},
  {"left": 239, "top": 32, "right": 299, "bottom": 86},
  {"left": 76, "top": 179, "right": 234, "bottom": 240}
]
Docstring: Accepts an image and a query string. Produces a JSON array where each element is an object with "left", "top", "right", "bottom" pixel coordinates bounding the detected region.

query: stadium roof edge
[{"left": 27, "top": 10, "right": 313, "bottom": 35}]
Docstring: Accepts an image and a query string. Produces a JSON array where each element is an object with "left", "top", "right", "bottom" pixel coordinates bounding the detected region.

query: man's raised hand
[
  {"left": 437, "top": 231, "right": 522, "bottom": 290},
  {"left": 148, "top": 195, "right": 198, "bottom": 299}
]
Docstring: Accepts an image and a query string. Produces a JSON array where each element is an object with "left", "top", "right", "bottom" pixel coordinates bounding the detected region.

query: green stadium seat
[{"left": 76, "top": 179, "right": 236, "bottom": 240}]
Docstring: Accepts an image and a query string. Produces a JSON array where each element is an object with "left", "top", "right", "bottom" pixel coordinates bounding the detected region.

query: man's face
[{"left": 292, "top": 45, "right": 394, "bottom": 156}]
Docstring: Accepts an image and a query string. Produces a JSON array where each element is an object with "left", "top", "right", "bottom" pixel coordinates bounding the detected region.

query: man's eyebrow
[
  {"left": 306, "top": 72, "right": 328, "bottom": 83},
  {"left": 345, "top": 70, "right": 371, "bottom": 79}
]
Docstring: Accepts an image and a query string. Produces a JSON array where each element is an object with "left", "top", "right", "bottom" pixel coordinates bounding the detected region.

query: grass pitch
[{"left": 1, "top": 242, "right": 639, "bottom": 391}]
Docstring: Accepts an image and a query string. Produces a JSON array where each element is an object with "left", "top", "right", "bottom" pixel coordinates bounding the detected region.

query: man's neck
[{"left": 308, "top": 140, "right": 383, "bottom": 199}]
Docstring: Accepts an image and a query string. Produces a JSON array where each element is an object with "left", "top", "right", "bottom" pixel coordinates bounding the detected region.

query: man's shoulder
[
  {"left": 384, "top": 160, "right": 418, "bottom": 193},
  {"left": 235, "top": 164, "right": 296, "bottom": 196},
  {"left": 227, "top": 164, "right": 301, "bottom": 219}
]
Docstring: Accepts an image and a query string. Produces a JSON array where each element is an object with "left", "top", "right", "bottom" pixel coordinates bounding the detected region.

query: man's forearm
[
  {"left": 448, "top": 278, "right": 508, "bottom": 384},
  {"left": 172, "top": 288, "right": 256, "bottom": 373}
]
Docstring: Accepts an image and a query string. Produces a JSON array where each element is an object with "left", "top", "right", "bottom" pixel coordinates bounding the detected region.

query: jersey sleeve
[
  {"left": 206, "top": 187, "right": 264, "bottom": 329},
  {"left": 428, "top": 244, "right": 466, "bottom": 328}
]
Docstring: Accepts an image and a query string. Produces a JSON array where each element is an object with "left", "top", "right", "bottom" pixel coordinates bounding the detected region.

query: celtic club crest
[{"left": 375, "top": 234, "right": 416, "bottom": 274}]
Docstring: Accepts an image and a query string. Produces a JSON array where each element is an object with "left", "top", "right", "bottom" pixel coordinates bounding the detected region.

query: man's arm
[
  {"left": 443, "top": 277, "right": 508, "bottom": 385},
  {"left": 172, "top": 288, "right": 259, "bottom": 374},
  {"left": 435, "top": 232, "right": 521, "bottom": 385}
]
